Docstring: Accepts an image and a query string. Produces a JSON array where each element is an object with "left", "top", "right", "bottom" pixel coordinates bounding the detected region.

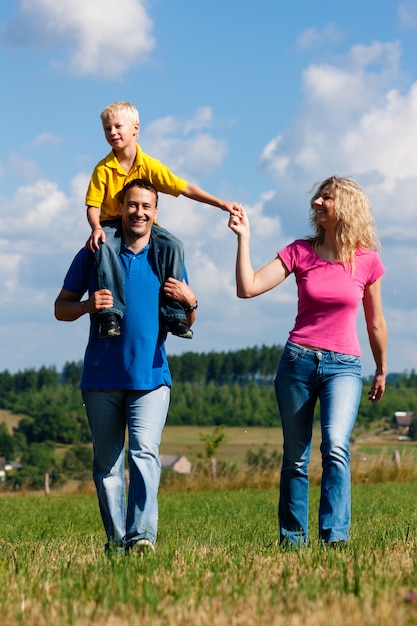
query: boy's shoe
[
  {"left": 99, "top": 313, "right": 121, "bottom": 339},
  {"left": 127, "top": 539, "right": 155, "bottom": 556},
  {"left": 167, "top": 319, "right": 193, "bottom": 339}
]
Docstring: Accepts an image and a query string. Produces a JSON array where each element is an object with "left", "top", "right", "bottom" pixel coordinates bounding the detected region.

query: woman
[{"left": 229, "top": 177, "right": 387, "bottom": 547}]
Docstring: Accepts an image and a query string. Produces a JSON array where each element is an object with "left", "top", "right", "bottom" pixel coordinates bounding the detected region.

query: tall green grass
[{"left": 1, "top": 484, "right": 417, "bottom": 625}]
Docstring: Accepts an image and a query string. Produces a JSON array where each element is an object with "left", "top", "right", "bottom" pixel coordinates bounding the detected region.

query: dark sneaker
[
  {"left": 167, "top": 319, "right": 193, "bottom": 339},
  {"left": 327, "top": 540, "right": 348, "bottom": 550},
  {"left": 99, "top": 313, "right": 121, "bottom": 339},
  {"left": 104, "top": 542, "right": 125, "bottom": 557}
]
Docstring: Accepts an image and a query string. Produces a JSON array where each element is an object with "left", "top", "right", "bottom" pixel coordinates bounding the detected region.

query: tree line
[{"left": 1, "top": 344, "right": 417, "bottom": 486}]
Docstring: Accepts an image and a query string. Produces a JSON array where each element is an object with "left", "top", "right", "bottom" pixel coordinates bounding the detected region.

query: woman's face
[{"left": 312, "top": 184, "right": 338, "bottom": 229}]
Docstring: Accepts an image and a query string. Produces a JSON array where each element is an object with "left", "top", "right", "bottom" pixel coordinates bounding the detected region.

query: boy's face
[{"left": 102, "top": 112, "right": 139, "bottom": 150}]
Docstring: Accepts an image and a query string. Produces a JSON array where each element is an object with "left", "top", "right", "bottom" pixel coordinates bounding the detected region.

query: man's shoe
[
  {"left": 104, "top": 542, "right": 125, "bottom": 557},
  {"left": 127, "top": 539, "right": 155, "bottom": 556},
  {"left": 99, "top": 313, "right": 121, "bottom": 339},
  {"left": 327, "top": 540, "right": 348, "bottom": 550},
  {"left": 167, "top": 319, "right": 193, "bottom": 339}
]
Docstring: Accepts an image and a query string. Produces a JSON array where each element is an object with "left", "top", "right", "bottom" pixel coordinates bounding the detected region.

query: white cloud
[
  {"left": 398, "top": 1, "right": 417, "bottom": 28},
  {"left": 259, "top": 39, "right": 417, "bottom": 216},
  {"left": 0, "top": 178, "right": 88, "bottom": 311},
  {"left": 71, "top": 172, "right": 91, "bottom": 207},
  {"left": 341, "top": 84, "right": 417, "bottom": 193},
  {"left": 8, "top": 152, "right": 41, "bottom": 181},
  {"left": 29, "top": 133, "right": 62, "bottom": 149},
  {"left": 141, "top": 108, "right": 229, "bottom": 181},
  {"left": 2, "top": 179, "right": 87, "bottom": 247},
  {"left": 184, "top": 107, "right": 214, "bottom": 133},
  {"left": 0, "top": 248, "right": 22, "bottom": 296},
  {"left": 300, "top": 41, "right": 402, "bottom": 120},
  {"left": 260, "top": 137, "right": 290, "bottom": 178},
  {"left": 3, "top": 0, "right": 155, "bottom": 78},
  {"left": 297, "top": 23, "right": 343, "bottom": 50}
]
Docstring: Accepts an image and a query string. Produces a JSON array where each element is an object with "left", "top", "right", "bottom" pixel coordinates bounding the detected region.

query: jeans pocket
[
  {"left": 334, "top": 353, "right": 361, "bottom": 366},
  {"left": 281, "top": 344, "right": 302, "bottom": 363}
]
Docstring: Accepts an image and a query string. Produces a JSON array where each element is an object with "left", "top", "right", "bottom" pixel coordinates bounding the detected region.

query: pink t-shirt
[{"left": 278, "top": 239, "right": 385, "bottom": 356}]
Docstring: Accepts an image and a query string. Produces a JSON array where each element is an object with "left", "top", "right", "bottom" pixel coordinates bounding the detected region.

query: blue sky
[{"left": 1, "top": 0, "right": 417, "bottom": 377}]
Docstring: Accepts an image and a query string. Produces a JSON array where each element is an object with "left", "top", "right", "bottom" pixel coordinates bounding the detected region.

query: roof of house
[{"left": 394, "top": 411, "right": 414, "bottom": 427}]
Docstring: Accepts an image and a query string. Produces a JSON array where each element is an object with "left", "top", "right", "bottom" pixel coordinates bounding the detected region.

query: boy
[{"left": 86, "top": 101, "right": 241, "bottom": 339}]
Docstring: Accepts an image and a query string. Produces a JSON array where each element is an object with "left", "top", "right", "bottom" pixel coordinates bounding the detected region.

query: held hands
[
  {"left": 86, "top": 228, "right": 106, "bottom": 252},
  {"left": 223, "top": 201, "right": 244, "bottom": 217},
  {"left": 228, "top": 207, "right": 250, "bottom": 237},
  {"left": 368, "top": 373, "right": 386, "bottom": 403}
]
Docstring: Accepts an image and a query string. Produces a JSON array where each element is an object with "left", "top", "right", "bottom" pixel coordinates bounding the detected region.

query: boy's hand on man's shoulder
[{"left": 86, "top": 228, "right": 106, "bottom": 252}]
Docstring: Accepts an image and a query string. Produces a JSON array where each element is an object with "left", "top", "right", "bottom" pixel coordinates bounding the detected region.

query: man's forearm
[{"left": 54, "top": 290, "right": 90, "bottom": 321}]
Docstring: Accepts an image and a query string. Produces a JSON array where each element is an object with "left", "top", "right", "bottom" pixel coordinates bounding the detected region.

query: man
[{"left": 55, "top": 179, "right": 198, "bottom": 555}]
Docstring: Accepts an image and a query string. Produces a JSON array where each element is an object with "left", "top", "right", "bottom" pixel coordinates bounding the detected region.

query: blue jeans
[
  {"left": 96, "top": 221, "right": 186, "bottom": 326},
  {"left": 82, "top": 386, "right": 170, "bottom": 549},
  {"left": 274, "top": 341, "right": 362, "bottom": 546}
]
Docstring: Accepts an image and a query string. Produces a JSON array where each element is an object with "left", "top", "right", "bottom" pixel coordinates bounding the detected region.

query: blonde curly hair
[{"left": 308, "top": 176, "right": 380, "bottom": 269}]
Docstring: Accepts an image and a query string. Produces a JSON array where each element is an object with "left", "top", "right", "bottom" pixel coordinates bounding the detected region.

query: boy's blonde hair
[{"left": 100, "top": 101, "right": 140, "bottom": 125}]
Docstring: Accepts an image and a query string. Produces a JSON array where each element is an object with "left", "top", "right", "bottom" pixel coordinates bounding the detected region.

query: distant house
[
  {"left": 0, "top": 457, "right": 22, "bottom": 482},
  {"left": 393, "top": 411, "right": 414, "bottom": 431},
  {"left": 160, "top": 455, "right": 192, "bottom": 475}
]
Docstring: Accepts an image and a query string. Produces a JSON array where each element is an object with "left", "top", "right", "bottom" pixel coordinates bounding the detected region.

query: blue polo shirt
[{"left": 62, "top": 243, "right": 172, "bottom": 390}]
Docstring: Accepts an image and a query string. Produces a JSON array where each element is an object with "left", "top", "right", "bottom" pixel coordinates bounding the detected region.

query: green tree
[
  {"left": 14, "top": 386, "right": 88, "bottom": 444},
  {"left": 17, "top": 441, "right": 59, "bottom": 489},
  {"left": 0, "top": 423, "right": 15, "bottom": 459},
  {"left": 37, "top": 366, "right": 59, "bottom": 389},
  {"left": 61, "top": 361, "right": 83, "bottom": 387},
  {"left": 62, "top": 444, "right": 92, "bottom": 476},
  {"left": 199, "top": 425, "right": 226, "bottom": 479}
]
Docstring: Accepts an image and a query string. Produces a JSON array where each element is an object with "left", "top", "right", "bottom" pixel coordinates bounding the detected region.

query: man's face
[{"left": 118, "top": 186, "right": 158, "bottom": 247}]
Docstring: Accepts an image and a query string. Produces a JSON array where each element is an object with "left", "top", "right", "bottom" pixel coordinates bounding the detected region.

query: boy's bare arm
[
  {"left": 181, "top": 183, "right": 242, "bottom": 216},
  {"left": 86, "top": 206, "right": 106, "bottom": 252}
]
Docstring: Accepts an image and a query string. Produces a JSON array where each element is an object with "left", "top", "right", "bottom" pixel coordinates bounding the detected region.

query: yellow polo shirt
[{"left": 86, "top": 144, "right": 188, "bottom": 222}]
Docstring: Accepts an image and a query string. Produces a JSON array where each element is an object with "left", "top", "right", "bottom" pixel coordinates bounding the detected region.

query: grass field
[
  {"left": 1, "top": 484, "right": 417, "bottom": 625},
  {"left": 3, "top": 410, "right": 417, "bottom": 468},
  {"left": 3, "top": 419, "right": 417, "bottom": 490},
  {"left": 160, "top": 425, "right": 281, "bottom": 466},
  {"left": 160, "top": 424, "right": 417, "bottom": 461},
  {"left": 0, "top": 408, "right": 24, "bottom": 433},
  {"left": 159, "top": 425, "right": 417, "bottom": 489}
]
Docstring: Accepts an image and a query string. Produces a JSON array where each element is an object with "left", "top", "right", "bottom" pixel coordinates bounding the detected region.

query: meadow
[
  {"left": 158, "top": 425, "right": 417, "bottom": 489},
  {"left": 2, "top": 423, "right": 417, "bottom": 625},
  {"left": 159, "top": 424, "right": 417, "bottom": 468},
  {"left": 1, "top": 484, "right": 417, "bottom": 625}
]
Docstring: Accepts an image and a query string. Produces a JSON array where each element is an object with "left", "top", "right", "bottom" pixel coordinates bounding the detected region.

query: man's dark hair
[{"left": 117, "top": 178, "right": 158, "bottom": 206}]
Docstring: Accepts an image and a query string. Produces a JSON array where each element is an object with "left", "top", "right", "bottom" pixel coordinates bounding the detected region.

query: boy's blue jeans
[
  {"left": 274, "top": 341, "right": 362, "bottom": 547},
  {"left": 95, "top": 221, "right": 186, "bottom": 326},
  {"left": 82, "top": 386, "right": 170, "bottom": 549}
]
